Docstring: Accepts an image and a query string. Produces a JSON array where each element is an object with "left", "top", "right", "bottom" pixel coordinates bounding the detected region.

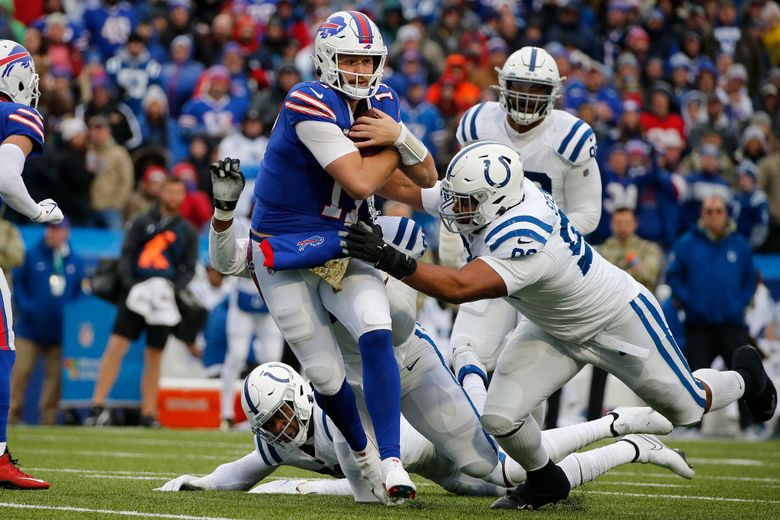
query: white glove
[
  {"left": 31, "top": 199, "right": 64, "bottom": 224},
  {"left": 154, "top": 475, "right": 201, "bottom": 492}
]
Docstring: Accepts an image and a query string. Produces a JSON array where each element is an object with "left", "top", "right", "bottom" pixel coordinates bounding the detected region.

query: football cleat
[
  {"left": 140, "top": 415, "right": 162, "bottom": 429},
  {"left": 83, "top": 405, "right": 111, "bottom": 427},
  {"left": 0, "top": 450, "right": 49, "bottom": 490},
  {"left": 620, "top": 434, "right": 694, "bottom": 479},
  {"left": 490, "top": 460, "right": 569, "bottom": 510},
  {"left": 351, "top": 441, "right": 388, "bottom": 505},
  {"left": 451, "top": 343, "right": 489, "bottom": 386},
  {"left": 608, "top": 406, "right": 673, "bottom": 436},
  {"left": 381, "top": 457, "right": 416, "bottom": 504},
  {"left": 733, "top": 345, "right": 778, "bottom": 422}
]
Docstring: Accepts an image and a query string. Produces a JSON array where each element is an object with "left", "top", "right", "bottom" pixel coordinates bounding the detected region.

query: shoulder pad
[
  {"left": 457, "top": 102, "right": 496, "bottom": 145},
  {"left": 285, "top": 82, "right": 339, "bottom": 123},
  {"left": 481, "top": 212, "right": 553, "bottom": 260},
  {"left": 552, "top": 112, "right": 597, "bottom": 165}
]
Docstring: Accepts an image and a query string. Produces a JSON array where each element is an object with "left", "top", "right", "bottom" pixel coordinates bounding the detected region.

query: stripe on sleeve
[
  {"left": 284, "top": 101, "right": 333, "bottom": 120},
  {"left": 488, "top": 227, "right": 548, "bottom": 252},
  {"left": 392, "top": 217, "right": 409, "bottom": 246},
  {"left": 469, "top": 103, "right": 486, "bottom": 141},
  {"left": 289, "top": 90, "right": 337, "bottom": 120},
  {"left": 484, "top": 216, "right": 553, "bottom": 243},
  {"left": 406, "top": 222, "right": 420, "bottom": 251},
  {"left": 557, "top": 119, "right": 584, "bottom": 155},
  {"left": 16, "top": 108, "right": 43, "bottom": 127},
  {"left": 459, "top": 107, "right": 474, "bottom": 143},
  {"left": 568, "top": 128, "right": 594, "bottom": 162},
  {"left": 9, "top": 114, "right": 44, "bottom": 140}
]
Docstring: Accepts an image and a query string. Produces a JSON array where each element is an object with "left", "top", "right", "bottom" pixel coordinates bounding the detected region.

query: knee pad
[
  {"left": 302, "top": 351, "right": 345, "bottom": 396},
  {"left": 273, "top": 304, "right": 314, "bottom": 344},
  {"left": 480, "top": 413, "right": 518, "bottom": 437},
  {"left": 352, "top": 291, "right": 392, "bottom": 338}
]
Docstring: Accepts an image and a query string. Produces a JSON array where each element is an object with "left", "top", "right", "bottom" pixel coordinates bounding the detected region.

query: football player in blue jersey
[
  {"left": 210, "top": 10, "right": 436, "bottom": 504},
  {"left": 0, "top": 40, "right": 63, "bottom": 490}
]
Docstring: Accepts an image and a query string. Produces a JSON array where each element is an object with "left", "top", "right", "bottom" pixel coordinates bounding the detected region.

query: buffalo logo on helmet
[
  {"left": 0, "top": 45, "right": 32, "bottom": 78},
  {"left": 318, "top": 15, "right": 347, "bottom": 39}
]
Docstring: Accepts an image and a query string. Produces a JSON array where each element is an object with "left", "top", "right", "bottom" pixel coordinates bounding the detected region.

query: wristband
[{"left": 393, "top": 122, "right": 429, "bottom": 166}]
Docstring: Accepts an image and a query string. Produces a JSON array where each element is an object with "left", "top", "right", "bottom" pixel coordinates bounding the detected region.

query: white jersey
[
  {"left": 457, "top": 104, "right": 601, "bottom": 234},
  {"left": 467, "top": 182, "right": 638, "bottom": 343}
]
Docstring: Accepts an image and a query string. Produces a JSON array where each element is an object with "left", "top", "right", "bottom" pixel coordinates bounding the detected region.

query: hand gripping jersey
[
  {"left": 0, "top": 102, "right": 45, "bottom": 155},
  {"left": 466, "top": 182, "right": 639, "bottom": 343},
  {"left": 252, "top": 80, "right": 401, "bottom": 235},
  {"left": 457, "top": 104, "right": 600, "bottom": 234}
]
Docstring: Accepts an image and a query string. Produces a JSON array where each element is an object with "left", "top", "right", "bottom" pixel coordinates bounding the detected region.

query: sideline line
[{"left": 584, "top": 490, "right": 780, "bottom": 505}]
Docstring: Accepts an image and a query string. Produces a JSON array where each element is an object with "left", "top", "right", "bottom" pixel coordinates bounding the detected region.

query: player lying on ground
[
  {"left": 0, "top": 39, "right": 62, "bottom": 490},
  {"left": 340, "top": 141, "right": 778, "bottom": 510},
  {"left": 156, "top": 362, "right": 693, "bottom": 499}
]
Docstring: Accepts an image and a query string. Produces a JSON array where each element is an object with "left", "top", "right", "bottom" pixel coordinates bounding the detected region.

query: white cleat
[
  {"left": 381, "top": 457, "right": 416, "bottom": 505},
  {"left": 609, "top": 407, "right": 673, "bottom": 436},
  {"left": 451, "top": 343, "right": 488, "bottom": 385},
  {"left": 351, "top": 441, "right": 388, "bottom": 505},
  {"left": 620, "top": 434, "right": 695, "bottom": 479}
]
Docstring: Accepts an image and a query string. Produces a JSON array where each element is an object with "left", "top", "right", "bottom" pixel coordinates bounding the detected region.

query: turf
[{"left": 1, "top": 426, "right": 779, "bottom": 519}]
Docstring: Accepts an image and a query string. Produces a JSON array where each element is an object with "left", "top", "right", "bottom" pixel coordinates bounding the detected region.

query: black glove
[
  {"left": 210, "top": 157, "right": 245, "bottom": 212},
  {"left": 339, "top": 222, "right": 417, "bottom": 279}
]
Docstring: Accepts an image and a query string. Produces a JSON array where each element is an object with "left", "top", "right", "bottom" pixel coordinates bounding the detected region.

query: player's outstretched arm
[
  {"left": 340, "top": 222, "right": 507, "bottom": 304},
  {"left": 208, "top": 158, "right": 251, "bottom": 278},
  {"left": 155, "top": 451, "right": 274, "bottom": 492},
  {"left": 0, "top": 136, "right": 63, "bottom": 223}
]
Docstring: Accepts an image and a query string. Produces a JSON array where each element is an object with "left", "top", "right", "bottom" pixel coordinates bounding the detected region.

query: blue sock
[
  {"left": 0, "top": 349, "right": 15, "bottom": 443},
  {"left": 313, "top": 380, "right": 367, "bottom": 452},
  {"left": 359, "top": 329, "right": 400, "bottom": 460}
]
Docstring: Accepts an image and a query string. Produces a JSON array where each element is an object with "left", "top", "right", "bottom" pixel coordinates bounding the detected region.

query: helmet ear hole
[{"left": 18, "top": 81, "right": 23, "bottom": 91}]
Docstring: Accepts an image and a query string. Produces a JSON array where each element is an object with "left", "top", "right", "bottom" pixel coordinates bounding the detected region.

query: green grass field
[{"left": 1, "top": 426, "right": 779, "bottom": 519}]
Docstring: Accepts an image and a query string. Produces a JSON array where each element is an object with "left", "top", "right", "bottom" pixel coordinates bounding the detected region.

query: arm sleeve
[
  {"left": 477, "top": 253, "right": 550, "bottom": 295},
  {"left": 295, "top": 121, "right": 359, "bottom": 169},
  {"left": 0, "top": 143, "right": 40, "bottom": 220},
  {"left": 563, "top": 157, "right": 602, "bottom": 235},
  {"left": 208, "top": 222, "right": 252, "bottom": 279},
  {"left": 191, "top": 451, "right": 273, "bottom": 491}
]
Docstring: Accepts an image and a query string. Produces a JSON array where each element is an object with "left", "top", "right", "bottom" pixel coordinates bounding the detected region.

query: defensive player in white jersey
[
  {"left": 446, "top": 46, "right": 602, "bottom": 371},
  {"left": 340, "top": 141, "right": 777, "bottom": 510},
  {"left": 0, "top": 40, "right": 63, "bottom": 490},
  {"left": 156, "top": 360, "right": 692, "bottom": 500}
]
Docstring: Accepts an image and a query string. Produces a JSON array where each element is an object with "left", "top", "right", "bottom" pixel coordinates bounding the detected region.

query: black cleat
[
  {"left": 491, "top": 460, "right": 570, "bottom": 510},
  {"left": 140, "top": 415, "right": 162, "bottom": 429},
  {"left": 733, "top": 345, "right": 777, "bottom": 422},
  {"left": 83, "top": 405, "right": 111, "bottom": 427}
]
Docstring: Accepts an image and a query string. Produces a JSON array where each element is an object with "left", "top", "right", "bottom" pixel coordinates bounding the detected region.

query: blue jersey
[
  {"left": 83, "top": 1, "right": 138, "bottom": 61},
  {"left": 106, "top": 49, "right": 162, "bottom": 118},
  {"left": 0, "top": 102, "right": 45, "bottom": 156},
  {"left": 178, "top": 95, "right": 246, "bottom": 139},
  {"left": 252, "top": 81, "right": 402, "bottom": 234}
]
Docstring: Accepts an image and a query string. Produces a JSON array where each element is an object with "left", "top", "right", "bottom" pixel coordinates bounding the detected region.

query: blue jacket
[
  {"left": 13, "top": 240, "right": 85, "bottom": 344},
  {"left": 666, "top": 223, "right": 756, "bottom": 325}
]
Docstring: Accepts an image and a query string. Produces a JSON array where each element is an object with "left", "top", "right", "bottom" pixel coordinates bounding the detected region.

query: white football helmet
[
  {"left": 0, "top": 40, "right": 39, "bottom": 108},
  {"left": 314, "top": 11, "right": 387, "bottom": 99},
  {"left": 241, "top": 362, "right": 314, "bottom": 450},
  {"left": 496, "top": 47, "right": 562, "bottom": 126},
  {"left": 440, "top": 141, "right": 525, "bottom": 234}
]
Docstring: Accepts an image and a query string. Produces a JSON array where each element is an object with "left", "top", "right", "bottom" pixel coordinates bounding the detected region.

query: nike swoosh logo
[
  {"left": 405, "top": 357, "right": 421, "bottom": 371},
  {"left": 517, "top": 239, "right": 533, "bottom": 245},
  {"left": 308, "top": 88, "right": 324, "bottom": 99}
]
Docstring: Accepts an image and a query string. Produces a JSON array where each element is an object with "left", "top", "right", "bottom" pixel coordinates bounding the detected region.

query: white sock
[
  {"left": 493, "top": 416, "right": 550, "bottom": 471},
  {"left": 558, "top": 441, "right": 636, "bottom": 489},
  {"left": 461, "top": 373, "right": 487, "bottom": 414},
  {"left": 541, "top": 415, "right": 614, "bottom": 463},
  {"left": 693, "top": 368, "right": 745, "bottom": 412},
  {"left": 0, "top": 442, "right": 5, "bottom": 454}
]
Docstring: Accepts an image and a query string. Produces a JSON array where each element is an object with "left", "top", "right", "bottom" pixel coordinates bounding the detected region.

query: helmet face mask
[
  {"left": 439, "top": 141, "right": 526, "bottom": 234},
  {"left": 315, "top": 11, "right": 387, "bottom": 99},
  {"left": 496, "top": 47, "right": 562, "bottom": 126},
  {"left": 0, "top": 40, "right": 40, "bottom": 108},
  {"left": 242, "top": 363, "right": 314, "bottom": 450}
]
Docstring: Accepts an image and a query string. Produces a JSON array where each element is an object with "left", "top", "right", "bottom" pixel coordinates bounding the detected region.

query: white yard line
[
  {"left": 686, "top": 457, "right": 774, "bottom": 467},
  {"left": 584, "top": 490, "right": 780, "bottom": 505},
  {"left": 20, "top": 434, "right": 246, "bottom": 450},
  {"left": 0, "top": 503, "right": 240, "bottom": 520},
  {"left": 32, "top": 448, "right": 239, "bottom": 461},
  {"left": 597, "top": 481, "right": 686, "bottom": 488},
  {"left": 608, "top": 470, "right": 780, "bottom": 483},
  {"left": 28, "top": 468, "right": 180, "bottom": 476}
]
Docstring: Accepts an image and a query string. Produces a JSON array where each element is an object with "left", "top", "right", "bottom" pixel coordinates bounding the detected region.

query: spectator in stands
[
  {"left": 76, "top": 73, "right": 142, "bottom": 150},
  {"left": 85, "top": 177, "right": 198, "bottom": 428},
  {"left": 125, "top": 164, "right": 166, "bottom": 223},
  {"left": 737, "top": 124, "right": 770, "bottom": 166},
  {"left": 56, "top": 118, "right": 94, "bottom": 226},
  {"left": 220, "top": 43, "right": 251, "bottom": 114},
  {"left": 732, "top": 161, "right": 770, "bottom": 250},
  {"left": 682, "top": 144, "right": 733, "bottom": 230},
  {"left": 10, "top": 218, "right": 84, "bottom": 425},
  {"left": 159, "top": 35, "right": 204, "bottom": 119},
  {"left": 735, "top": 20, "right": 768, "bottom": 99},
  {"left": 426, "top": 54, "right": 480, "bottom": 112},
  {"left": 185, "top": 133, "right": 215, "bottom": 199},
  {"left": 0, "top": 205, "right": 23, "bottom": 289},
  {"left": 0, "top": 0, "right": 27, "bottom": 43},
  {"left": 159, "top": 0, "right": 208, "bottom": 65},
  {"left": 565, "top": 60, "right": 622, "bottom": 128},
  {"left": 386, "top": 50, "right": 427, "bottom": 100},
  {"left": 758, "top": 130, "right": 780, "bottom": 251},
  {"left": 217, "top": 109, "right": 267, "bottom": 217},
  {"left": 82, "top": 0, "right": 137, "bottom": 62},
  {"left": 178, "top": 66, "right": 244, "bottom": 141},
  {"left": 640, "top": 81, "right": 686, "bottom": 152},
  {"left": 172, "top": 162, "right": 211, "bottom": 232},
  {"left": 400, "top": 77, "right": 445, "bottom": 165},
  {"left": 430, "top": 1, "right": 467, "bottom": 56},
  {"left": 105, "top": 32, "right": 162, "bottom": 119},
  {"left": 681, "top": 128, "right": 737, "bottom": 185},
  {"left": 86, "top": 115, "right": 134, "bottom": 230},
  {"left": 250, "top": 61, "right": 300, "bottom": 131},
  {"left": 600, "top": 207, "right": 663, "bottom": 292},
  {"left": 666, "top": 194, "right": 757, "bottom": 430},
  {"left": 138, "top": 85, "right": 185, "bottom": 164},
  {"left": 470, "top": 37, "right": 506, "bottom": 90},
  {"left": 718, "top": 64, "right": 754, "bottom": 127}
]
